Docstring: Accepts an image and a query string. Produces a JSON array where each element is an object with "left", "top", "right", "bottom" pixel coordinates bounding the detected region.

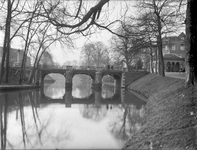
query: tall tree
[
  {"left": 185, "top": 0, "right": 197, "bottom": 85},
  {"left": 0, "top": 0, "right": 12, "bottom": 84},
  {"left": 110, "top": 23, "right": 147, "bottom": 71},
  {"left": 80, "top": 41, "right": 110, "bottom": 67},
  {"left": 136, "top": 0, "right": 185, "bottom": 76},
  {"left": 0, "top": 0, "right": 34, "bottom": 84}
]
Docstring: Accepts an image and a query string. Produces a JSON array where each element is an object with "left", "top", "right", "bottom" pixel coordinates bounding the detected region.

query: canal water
[{"left": 0, "top": 74, "right": 146, "bottom": 149}]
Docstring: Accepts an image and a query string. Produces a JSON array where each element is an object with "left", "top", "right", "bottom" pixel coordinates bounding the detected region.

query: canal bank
[
  {"left": 123, "top": 73, "right": 197, "bottom": 150},
  {"left": 0, "top": 84, "right": 40, "bottom": 91}
]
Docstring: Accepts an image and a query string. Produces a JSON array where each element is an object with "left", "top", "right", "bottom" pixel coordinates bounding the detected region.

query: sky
[
  {"left": 0, "top": 0, "right": 135, "bottom": 66},
  {"left": 50, "top": 1, "right": 136, "bottom": 66},
  {"left": 0, "top": 0, "right": 185, "bottom": 66}
]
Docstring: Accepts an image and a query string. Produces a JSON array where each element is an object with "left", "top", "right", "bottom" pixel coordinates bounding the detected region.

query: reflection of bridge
[
  {"left": 40, "top": 66, "right": 149, "bottom": 91},
  {"left": 41, "top": 91, "right": 121, "bottom": 107},
  {"left": 41, "top": 89, "right": 146, "bottom": 109},
  {"left": 1, "top": 88, "right": 147, "bottom": 110}
]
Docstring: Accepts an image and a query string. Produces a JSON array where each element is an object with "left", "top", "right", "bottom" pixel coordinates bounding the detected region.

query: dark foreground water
[{"left": 0, "top": 74, "right": 146, "bottom": 149}]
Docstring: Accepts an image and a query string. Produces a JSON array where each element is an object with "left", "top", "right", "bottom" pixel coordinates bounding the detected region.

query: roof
[
  {"left": 163, "top": 53, "right": 185, "bottom": 61},
  {"left": 162, "top": 32, "right": 186, "bottom": 44}
]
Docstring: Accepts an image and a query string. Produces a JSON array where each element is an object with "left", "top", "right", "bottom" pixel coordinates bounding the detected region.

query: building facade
[
  {"left": 162, "top": 32, "right": 186, "bottom": 72},
  {"left": 0, "top": 47, "right": 31, "bottom": 67}
]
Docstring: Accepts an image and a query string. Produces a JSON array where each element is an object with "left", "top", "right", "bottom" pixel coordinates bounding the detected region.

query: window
[
  {"left": 172, "top": 45, "right": 176, "bottom": 51},
  {"left": 180, "top": 44, "right": 185, "bottom": 50},
  {"left": 165, "top": 46, "right": 168, "bottom": 51},
  {"left": 163, "top": 46, "right": 169, "bottom": 54}
]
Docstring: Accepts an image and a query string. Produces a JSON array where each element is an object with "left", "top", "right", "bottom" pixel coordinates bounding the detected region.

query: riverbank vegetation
[{"left": 123, "top": 73, "right": 197, "bottom": 149}]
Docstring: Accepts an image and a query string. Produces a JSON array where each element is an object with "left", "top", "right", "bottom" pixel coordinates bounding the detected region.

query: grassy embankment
[{"left": 123, "top": 73, "right": 197, "bottom": 150}]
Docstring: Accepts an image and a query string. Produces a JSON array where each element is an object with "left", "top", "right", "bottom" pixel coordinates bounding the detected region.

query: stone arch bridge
[{"left": 39, "top": 67, "right": 148, "bottom": 90}]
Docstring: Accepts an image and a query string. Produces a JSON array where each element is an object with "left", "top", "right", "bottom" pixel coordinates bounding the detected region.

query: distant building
[
  {"left": 40, "top": 51, "right": 54, "bottom": 68},
  {"left": 0, "top": 47, "right": 31, "bottom": 67},
  {"left": 162, "top": 32, "right": 186, "bottom": 72},
  {"left": 162, "top": 32, "right": 186, "bottom": 58}
]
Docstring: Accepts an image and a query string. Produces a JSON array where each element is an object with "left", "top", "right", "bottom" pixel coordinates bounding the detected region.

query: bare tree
[
  {"left": 27, "top": 22, "right": 72, "bottom": 84},
  {"left": 136, "top": 0, "right": 185, "bottom": 76},
  {"left": 110, "top": 23, "right": 147, "bottom": 71},
  {"left": 80, "top": 41, "right": 110, "bottom": 67},
  {"left": 0, "top": 0, "right": 31, "bottom": 84},
  {"left": 0, "top": 0, "right": 121, "bottom": 84},
  {"left": 0, "top": 0, "right": 12, "bottom": 84},
  {"left": 185, "top": 0, "right": 197, "bottom": 85}
]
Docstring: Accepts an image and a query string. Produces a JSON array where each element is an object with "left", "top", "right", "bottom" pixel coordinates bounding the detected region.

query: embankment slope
[{"left": 123, "top": 73, "right": 197, "bottom": 150}]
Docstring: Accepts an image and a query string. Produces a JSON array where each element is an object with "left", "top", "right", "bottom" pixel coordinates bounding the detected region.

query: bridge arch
[
  {"left": 102, "top": 74, "right": 115, "bottom": 84},
  {"left": 72, "top": 72, "right": 95, "bottom": 81},
  {"left": 41, "top": 71, "right": 66, "bottom": 88},
  {"left": 40, "top": 68, "right": 123, "bottom": 91}
]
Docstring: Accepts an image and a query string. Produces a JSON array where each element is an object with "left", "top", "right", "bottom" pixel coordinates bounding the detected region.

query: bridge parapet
[{"left": 61, "top": 65, "right": 123, "bottom": 71}]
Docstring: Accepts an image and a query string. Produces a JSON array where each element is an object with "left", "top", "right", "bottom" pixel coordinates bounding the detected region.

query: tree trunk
[
  {"left": 28, "top": 57, "right": 38, "bottom": 84},
  {"left": 0, "top": 0, "right": 12, "bottom": 84},
  {"left": 149, "top": 51, "right": 154, "bottom": 73},
  {"left": 5, "top": 39, "right": 11, "bottom": 83},
  {"left": 185, "top": 0, "right": 197, "bottom": 86},
  {"left": 155, "top": 48, "right": 158, "bottom": 74},
  {"left": 0, "top": 32, "right": 8, "bottom": 84},
  {"left": 19, "top": 10, "right": 35, "bottom": 85},
  {"left": 5, "top": 0, "right": 12, "bottom": 83},
  {"left": 157, "top": 23, "right": 165, "bottom": 77}
]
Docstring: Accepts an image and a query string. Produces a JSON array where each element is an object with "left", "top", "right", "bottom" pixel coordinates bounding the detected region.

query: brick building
[
  {"left": 162, "top": 32, "right": 186, "bottom": 72},
  {"left": 0, "top": 47, "right": 31, "bottom": 67},
  {"left": 148, "top": 32, "right": 186, "bottom": 72}
]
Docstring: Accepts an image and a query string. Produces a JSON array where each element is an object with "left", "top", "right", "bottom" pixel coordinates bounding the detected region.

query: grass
[{"left": 123, "top": 73, "right": 197, "bottom": 150}]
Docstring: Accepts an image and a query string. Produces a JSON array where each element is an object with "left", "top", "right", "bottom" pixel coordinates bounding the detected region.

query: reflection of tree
[
  {"left": 0, "top": 94, "right": 8, "bottom": 150},
  {"left": 0, "top": 90, "right": 70, "bottom": 149},
  {"left": 79, "top": 104, "right": 107, "bottom": 122},
  {"left": 109, "top": 105, "right": 145, "bottom": 142},
  {"left": 28, "top": 91, "right": 42, "bottom": 145},
  {"left": 18, "top": 92, "right": 28, "bottom": 148}
]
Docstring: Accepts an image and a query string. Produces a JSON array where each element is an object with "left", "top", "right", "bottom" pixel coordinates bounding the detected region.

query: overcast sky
[
  {"left": 0, "top": 0, "right": 135, "bottom": 65},
  {"left": 50, "top": 0, "right": 136, "bottom": 65},
  {"left": 0, "top": 0, "right": 185, "bottom": 66}
]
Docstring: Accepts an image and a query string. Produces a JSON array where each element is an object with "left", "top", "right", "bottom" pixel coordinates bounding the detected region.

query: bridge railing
[
  {"left": 40, "top": 65, "right": 128, "bottom": 72},
  {"left": 61, "top": 65, "right": 124, "bottom": 71}
]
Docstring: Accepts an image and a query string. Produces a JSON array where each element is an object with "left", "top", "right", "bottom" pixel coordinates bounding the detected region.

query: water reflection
[
  {"left": 102, "top": 84, "right": 115, "bottom": 99},
  {"left": 109, "top": 104, "right": 145, "bottom": 145},
  {"left": 44, "top": 81, "right": 65, "bottom": 99},
  {"left": 0, "top": 76, "right": 146, "bottom": 149}
]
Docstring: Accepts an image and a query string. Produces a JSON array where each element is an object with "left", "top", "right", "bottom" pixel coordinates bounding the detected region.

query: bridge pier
[
  {"left": 64, "top": 89, "right": 72, "bottom": 108},
  {"left": 121, "top": 88, "right": 126, "bottom": 103},
  {"left": 121, "top": 72, "right": 125, "bottom": 88},
  {"left": 94, "top": 71, "right": 102, "bottom": 90},
  {"left": 65, "top": 71, "right": 73, "bottom": 90},
  {"left": 94, "top": 90, "right": 101, "bottom": 106},
  {"left": 115, "top": 78, "right": 121, "bottom": 94}
]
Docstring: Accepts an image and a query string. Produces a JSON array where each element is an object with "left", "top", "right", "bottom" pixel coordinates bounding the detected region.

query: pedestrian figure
[{"left": 107, "top": 65, "right": 110, "bottom": 70}]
